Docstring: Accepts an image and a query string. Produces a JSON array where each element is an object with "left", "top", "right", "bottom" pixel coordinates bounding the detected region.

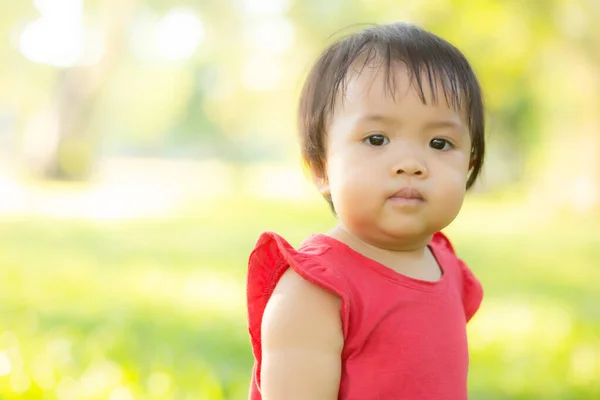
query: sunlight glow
[
  {"left": 155, "top": 8, "right": 204, "bottom": 61},
  {"left": 247, "top": 16, "right": 295, "bottom": 53},
  {"left": 79, "top": 360, "right": 122, "bottom": 397},
  {"left": 574, "top": 176, "right": 598, "bottom": 212},
  {"left": 242, "top": 55, "right": 283, "bottom": 91},
  {"left": 19, "top": 0, "right": 91, "bottom": 67},
  {"left": 109, "top": 386, "right": 135, "bottom": 400},
  {"left": 244, "top": 0, "right": 292, "bottom": 15},
  {"left": 0, "top": 352, "right": 11, "bottom": 376}
]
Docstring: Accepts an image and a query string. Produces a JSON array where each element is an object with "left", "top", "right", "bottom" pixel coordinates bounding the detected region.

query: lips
[{"left": 391, "top": 187, "right": 424, "bottom": 201}]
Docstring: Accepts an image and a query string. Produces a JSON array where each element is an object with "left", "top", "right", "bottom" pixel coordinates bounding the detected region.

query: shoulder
[
  {"left": 262, "top": 268, "right": 343, "bottom": 349},
  {"left": 247, "top": 231, "right": 350, "bottom": 352},
  {"left": 259, "top": 267, "right": 344, "bottom": 398},
  {"left": 248, "top": 231, "right": 348, "bottom": 299}
]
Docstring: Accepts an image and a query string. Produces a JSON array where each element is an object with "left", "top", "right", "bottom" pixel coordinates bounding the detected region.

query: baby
[{"left": 247, "top": 22, "right": 485, "bottom": 400}]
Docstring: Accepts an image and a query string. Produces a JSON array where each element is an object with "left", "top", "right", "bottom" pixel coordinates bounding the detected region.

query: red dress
[{"left": 247, "top": 231, "right": 483, "bottom": 400}]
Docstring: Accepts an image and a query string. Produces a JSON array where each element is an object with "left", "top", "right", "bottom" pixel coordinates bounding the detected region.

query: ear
[{"left": 310, "top": 165, "right": 330, "bottom": 196}]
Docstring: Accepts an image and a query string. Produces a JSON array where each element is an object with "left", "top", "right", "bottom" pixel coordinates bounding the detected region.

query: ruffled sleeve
[
  {"left": 246, "top": 232, "right": 350, "bottom": 395},
  {"left": 431, "top": 232, "right": 483, "bottom": 322},
  {"left": 457, "top": 258, "right": 483, "bottom": 322}
]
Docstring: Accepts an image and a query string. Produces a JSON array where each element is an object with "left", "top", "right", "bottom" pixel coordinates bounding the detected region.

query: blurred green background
[{"left": 1, "top": 0, "right": 600, "bottom": 399}]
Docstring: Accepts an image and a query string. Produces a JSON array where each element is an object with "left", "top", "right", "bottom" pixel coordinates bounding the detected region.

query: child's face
[{"left": 315, "top": 64, "right": 472, "bottom": 248}]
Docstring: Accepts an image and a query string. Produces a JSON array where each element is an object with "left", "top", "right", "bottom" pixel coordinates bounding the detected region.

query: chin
[
  {"left": 377, "top": 223, "right": 433, "bottom": 244},
  {"left": 386, "top": 229, "right": 431, "bottom": 242}
]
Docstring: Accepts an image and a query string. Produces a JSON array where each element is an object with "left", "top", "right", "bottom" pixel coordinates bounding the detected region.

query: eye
[
  {"left": 430, "top": 138, "right": 453, "bottom": 150},
  {"left": 364, "top": 134, "right": 389, "bottom": 146}
]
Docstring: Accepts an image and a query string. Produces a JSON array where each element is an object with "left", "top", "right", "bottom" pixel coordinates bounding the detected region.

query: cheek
[
  {"left": 442, "top": 151, "right": 470, "bottom": 180},
  {"left": 328, "top": 152, "right": 378, "bottom": 191},
  {"left": 442, "top": 171, "right": 469, "bottom": 199},
  {"left": 327, "top": 153, "right": 381, "bottom": 209},
  {"left": 429, "top": 156, "right": 470, "bottom": 201},
  {"left": 454, "top": 147, "right": 471, "bottom": 171},
  {"left": 436, "top": 171, "right": 468, "bottom": 215}
]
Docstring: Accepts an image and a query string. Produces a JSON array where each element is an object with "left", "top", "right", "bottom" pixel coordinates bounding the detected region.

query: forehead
[{"left": 335, "top": 62, "right": 466, "bottom": 122}]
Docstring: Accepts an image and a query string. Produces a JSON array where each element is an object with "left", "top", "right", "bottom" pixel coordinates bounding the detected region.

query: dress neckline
[{"left": 303, "top": 233, "right": 450, "bottom": 292}]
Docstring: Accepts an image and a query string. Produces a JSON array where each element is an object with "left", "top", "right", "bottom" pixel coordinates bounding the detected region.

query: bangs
[{"left": 326, "top": 27, "right": 479, "bottom": 122}]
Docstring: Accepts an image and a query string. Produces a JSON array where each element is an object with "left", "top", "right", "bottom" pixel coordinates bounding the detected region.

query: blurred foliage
[
  {"left": 0, "top": 197, "right": 599, "bottom": 399},
  {"left": 0, "top": 0, "right": 599, "bottom": 194}
]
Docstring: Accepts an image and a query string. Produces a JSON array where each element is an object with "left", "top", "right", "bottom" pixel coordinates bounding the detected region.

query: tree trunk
[{"left": 23, "top": 0, "right": 137, "bottom": 180}]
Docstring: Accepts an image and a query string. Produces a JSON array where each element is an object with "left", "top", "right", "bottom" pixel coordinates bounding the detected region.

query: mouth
[{"left": 389, "top": 187, "right": 425, "bottom": 204}]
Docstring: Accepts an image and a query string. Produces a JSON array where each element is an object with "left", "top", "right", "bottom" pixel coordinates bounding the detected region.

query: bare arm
[{"left": 260, "top": 268, "right": 344, "bottom": 399}]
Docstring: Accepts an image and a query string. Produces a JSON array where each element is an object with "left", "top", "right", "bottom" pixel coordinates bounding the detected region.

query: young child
[{"left": 246, "top": 22, "right": 485, "bottom": 399}]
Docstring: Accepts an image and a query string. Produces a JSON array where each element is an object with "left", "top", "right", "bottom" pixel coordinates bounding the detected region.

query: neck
[{"left": 328, "top": 224, "right": 432, "bottom": 265}]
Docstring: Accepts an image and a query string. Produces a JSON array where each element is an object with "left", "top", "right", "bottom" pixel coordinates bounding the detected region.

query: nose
[{"left": 392, "top": 156, "right": 428, "bottom": 178}]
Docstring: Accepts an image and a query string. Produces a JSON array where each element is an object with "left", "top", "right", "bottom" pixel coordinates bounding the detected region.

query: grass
[{"left": 0, "top": 195, "right": 599, "bottom": 399}]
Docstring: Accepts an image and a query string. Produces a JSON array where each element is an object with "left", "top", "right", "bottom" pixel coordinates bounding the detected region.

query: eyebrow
[
  {"left": 357, "top": 114, "right": 465, "bottom": 131},
  {"left": 356, "top": 114, "right": 398, "bottom": 124},
  {"left": 423, "top": 120, "right": 465, "bottom": 131}
]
